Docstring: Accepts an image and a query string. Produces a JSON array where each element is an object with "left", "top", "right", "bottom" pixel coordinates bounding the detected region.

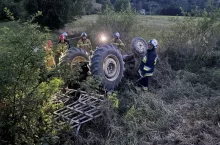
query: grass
[
  {"left": 59, "top": 14, "right": 184, "bottom": 49},
  {"left": 66, "top": 13, "right": 220, "bottom": 145},
  {"left": 70, "top": 14, "right": 179, "bottom": 29},
  {"left": 63, "top": 15, "right": 181, "bottom": 37}
]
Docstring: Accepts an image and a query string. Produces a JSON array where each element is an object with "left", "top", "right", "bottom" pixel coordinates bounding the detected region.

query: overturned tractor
[
  {"left": 54, "top": 37, "right": 148, "bottom": 133},
  {"left": 60, "top": 37, "right": 148, "bottom": 91}
]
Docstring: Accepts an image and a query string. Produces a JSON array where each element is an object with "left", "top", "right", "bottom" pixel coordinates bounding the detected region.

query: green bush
[
  {"left": 0, "top": 19, "right": 64, "bottom": 144},
  {"left": 114, "top": 0, "right": 130, "bottom": 12}
]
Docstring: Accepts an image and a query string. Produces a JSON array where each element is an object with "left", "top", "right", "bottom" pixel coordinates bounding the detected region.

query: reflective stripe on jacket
[{"left": 139, "top": 48, "right": 157, "bottom": 77}]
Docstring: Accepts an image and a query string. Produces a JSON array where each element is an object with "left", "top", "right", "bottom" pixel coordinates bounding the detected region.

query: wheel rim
[
  {"left": 134, "top": 40, "right": 146, "bottom": 54},
  {"left": 71, "top": 56, "right": 88, "bottom": 70},
  {"left": 71, "top": 56, "right": 88, "bottom": 65},
  {"left": 103, "top": 55, "right": 120, "bottom": 82}
]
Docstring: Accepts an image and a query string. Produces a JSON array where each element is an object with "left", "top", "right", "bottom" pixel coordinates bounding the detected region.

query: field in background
[
  {"left": 64, "top": 15, "right": 182, "bottom": 40},
  {"left": 59, "top": 14, "right": 183, "bottom": 48},
  {"left": 0, "top": 15, "right": 182, "bottom": 46}
]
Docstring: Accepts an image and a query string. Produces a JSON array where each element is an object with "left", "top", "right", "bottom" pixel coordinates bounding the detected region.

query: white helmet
[
  {"left": 62, "top": 32, "right": 68, "bottom": 37},
  {"left": 114, "top": 32, "right": 120, "bottom": 38},
  {"left": 81, "top": 32, "right": 87, "bottom": 37},
  {"left": 148, "top": 39, "right": 158, "bottom": 48}
]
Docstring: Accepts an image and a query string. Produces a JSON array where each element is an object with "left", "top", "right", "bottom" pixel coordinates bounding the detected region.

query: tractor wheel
[
  {"left": 131, "top": 37, "right": 148, "bottom": 57},
  {"left": 60, "top": 47, "right": 89, "bottom": 67},
  {"left": 91, "top": 45, "right": 125, "bottom": 91},
  {"left": 59, "top": 47, "right": 90, "bottom": 89}
]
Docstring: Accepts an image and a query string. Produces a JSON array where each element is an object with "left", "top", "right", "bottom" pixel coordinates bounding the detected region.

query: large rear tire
[
  {"left": 59, "top": 47, "right": 89, "bottom": 67},
  {"left": 91, "top": 45, "right": 125, "bottom": 91},
  {"left": 59, "top": 47, "right": 90, "bottom": 89}
]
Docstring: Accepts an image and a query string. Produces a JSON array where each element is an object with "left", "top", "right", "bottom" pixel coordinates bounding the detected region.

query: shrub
[{"left": 0, "top": 18, "right": 64, "bottom": 144}]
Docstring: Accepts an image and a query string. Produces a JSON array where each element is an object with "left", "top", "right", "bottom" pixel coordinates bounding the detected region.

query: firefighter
[
  {"left": 58, "top": 32, "right": 70, "bottom": 49},
  {"left": 55, "top": 34, "right": 69, "bottom": 64},
  {"left": 44, "top": 40, "right": 56, "bottom": 70},
  {"left": 111, "top": 32, "right": 125, "bottom": 50},
  {"left": 137, "top": 39, "right": 158, "bottom": 91},
  {"left": 77, "top": 32, "right": 92, "bottom": 54}
]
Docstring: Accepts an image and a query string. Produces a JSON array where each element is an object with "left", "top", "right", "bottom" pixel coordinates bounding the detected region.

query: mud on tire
[{"left": 91, "top": 45, "right": 125, "bottom": 91}]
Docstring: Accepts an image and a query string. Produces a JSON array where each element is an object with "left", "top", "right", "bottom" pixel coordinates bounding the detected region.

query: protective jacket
[
  {"left": 77, "top": 39, "right": 92, "bottom": 52},
  {"left": 139, "top": 48, "right": 157, "bottom": 77},
  {"left": 58, "top": 39, "right": 70, "bottom": 49},
  {"left": 44, "top": 50, "right": 56, "bottom": 70},
  {"left": 56, "top": 42, "right": 68, "bottom": 56},
  {"left": 111, "top": 38, "right": 125, "bottom": 49}
]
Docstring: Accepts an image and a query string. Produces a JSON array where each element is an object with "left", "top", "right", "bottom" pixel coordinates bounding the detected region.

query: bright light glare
[{"left": 100, "top": 35, "right": 107, "bottom": 42}]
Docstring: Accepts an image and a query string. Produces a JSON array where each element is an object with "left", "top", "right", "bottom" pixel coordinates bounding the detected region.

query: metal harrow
[{"left": 53, "top": 89, "right": 104, "bottom": 134}]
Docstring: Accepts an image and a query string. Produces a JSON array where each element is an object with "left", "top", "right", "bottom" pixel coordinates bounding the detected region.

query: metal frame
[{"left": 53, "top": 89, "right": 104, "bottom": 134}]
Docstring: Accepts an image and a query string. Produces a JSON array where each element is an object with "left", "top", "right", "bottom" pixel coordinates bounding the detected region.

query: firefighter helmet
[
  {"left": 114, "top": 32, "right": 120, "bottom": 38},
  {"left": 81, "top": 32, "right": 87, "bottom": 37},
  {"left": 59, "top": 34, "right": 65, "bottom": 40},
  {"left": 148, "top": 39, "right": 158, "bottom": 48},
  {"left": 62, "top": 32, "right": 68, "bottom": 37}
]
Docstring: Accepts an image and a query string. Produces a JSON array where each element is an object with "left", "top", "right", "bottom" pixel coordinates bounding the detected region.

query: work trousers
[{"left": 138, "top": 76, "right": 150, "bottom": 88}]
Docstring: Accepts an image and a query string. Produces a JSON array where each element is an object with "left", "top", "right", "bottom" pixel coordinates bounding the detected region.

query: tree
[
  {"left": 102, "top": 0, "right": 114, "bottom": 11},
  {"left": 136, "top": 0, "right": 143, "bottom": 10},
  {"left": 96, "top": 0, "right": 106, "bottom": 4},
  {"left": 114, "top": 0, "right": 130, "bottom": 12},
  {"left": 0, "top": 0, "right": 25, "bottom": 20},
  {"left": 160, "top": 5, "right": 182, "bottom": 16},
  {"left": 24, "top": 0, "right": 88, "bottom": 29}
]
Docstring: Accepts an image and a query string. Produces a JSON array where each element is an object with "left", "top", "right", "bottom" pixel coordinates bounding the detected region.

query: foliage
[
  {"left": 0, "top": 0, "right": 92, "bottom": 29},
  {"left": 160, "top": 5, "right": 182, "bottom": 16},
  {"left": 108, "top": 92, "right": 119, "bottom": 109},
  {"left": 86, "top": 7, "right": 138, "bottom": 52},
  {"left": 162, "top": 7, "right": 220, "bottom": 72},
  {"left": 3, "top": 7, "right": 15, "bottom": 21},
  {"left": 23, "top": 0, "right": 90, "bottom": 29},
  {"left": 102, "top": 0, "right": 114, "bottom": 11},
  {"left": 98, "top": 0, "right": 217, "bottom": 16},
  {"left": 0, "top": 0, "right": 25, "bottom": 20},
  {"left": 0, "top": 18, "right": 64, "bottom": 144},
  {"left": 114, "top": 0, "right": 130, "bottom": 12}
]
